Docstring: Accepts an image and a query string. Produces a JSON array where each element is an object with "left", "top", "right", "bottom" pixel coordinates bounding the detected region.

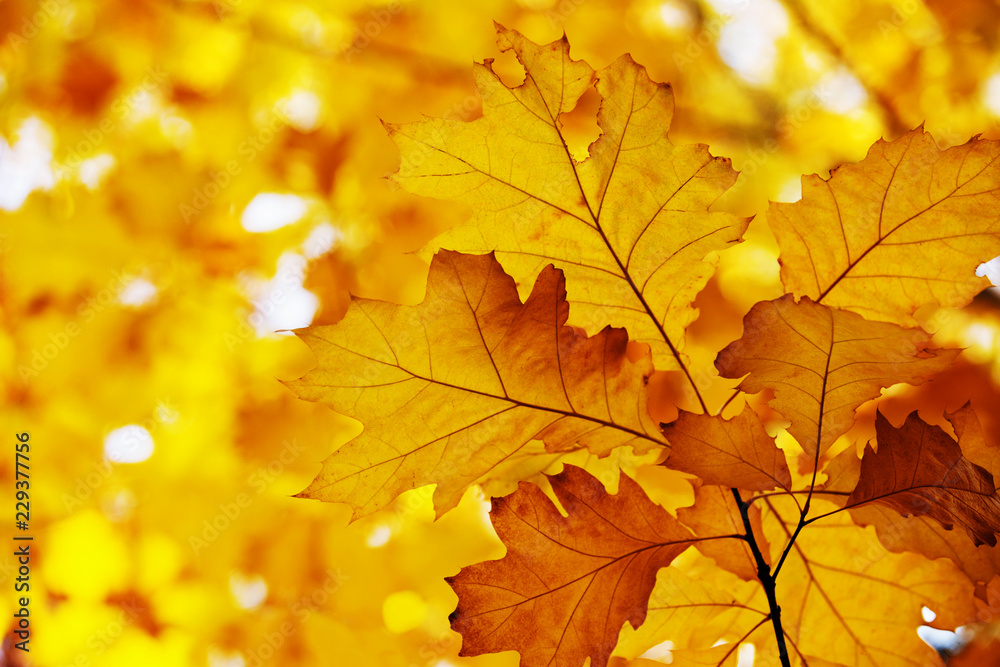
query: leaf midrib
[{"left": 816, "top": 139, "right": 1000, "bottom": 303}]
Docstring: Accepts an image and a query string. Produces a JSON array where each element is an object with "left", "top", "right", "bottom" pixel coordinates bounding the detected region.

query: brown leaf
[
  {"left": 826, "top": 406, "right": 1000, "bottom": 586},
  {"left": 447, "top": 465, "right": 739, "bottom": 667},
  {"left": 847, "top": 410, "right": 1000, "bottom": 546},
  {"left": 949, "top": 639, "right": 1000, "bottom": 667},
  {"left": 769, "top": 127, "right": 1000, "bottom": 325},
  {"left": 716, "top": 295, "right": 958, "bottom": 458},
  {"left": 287, "top": 250, "right": 664, "bottom": 520},
  {"left": 663, "top": 407, "right": 791, "bottom": 491}
]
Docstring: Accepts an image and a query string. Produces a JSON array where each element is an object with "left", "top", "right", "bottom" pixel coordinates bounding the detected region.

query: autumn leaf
[
  {"left": 819, "top": 408, "right": 1000, "bottom": 588},
  {"left": 447, "top": 465, "right": 740, "bottom": 667},
  {"left": 662, "top": 407, "right": 791, "bottom": 491},
  {"left": 845, "top": 501, "right": 1000, "bottom": 589},
  {"left": 760, "top": 496, "right": 977, "bottom": 667},
  {"left": 388, "top": 25, "right": 749, "bottom": 377},
  {"left": 716, "top": 294, "right": 958, "bottom": 458},
  {"left": 614, "top": 645, "right": 750, "bottom": 667},
  {"left": 287, "top": 250, "right": 664, "bottom": 520},
  {"left": 19, "top": 1, "right": 1000, "bottom": 666},
  {"left": 612, "top": 565, "right": 764, "bottom": 658},
  {"left": 844, "top": 410, "right": 1000, "bottom": 546},
  {"left": 768, "top": 127, "right": 1000, "bottom": 325}
]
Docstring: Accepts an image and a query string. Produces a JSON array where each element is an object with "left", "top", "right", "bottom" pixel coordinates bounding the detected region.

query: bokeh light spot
[{"left": 104, "top": 425, "right": 155, "bottom": 464}]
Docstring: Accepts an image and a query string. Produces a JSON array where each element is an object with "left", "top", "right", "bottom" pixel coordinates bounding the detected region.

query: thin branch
[
  {"left": 772, "top": 513, "right": 807, "bottom": 579},
  {"left": 803, "top": 506, "right": 849, "bottom": 526},
  {"left": 731, "top": 489, "right": 792, "bottom": 667}
]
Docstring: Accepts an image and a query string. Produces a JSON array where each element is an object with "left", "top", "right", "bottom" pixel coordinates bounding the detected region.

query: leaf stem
[
  {"left": 731, "top": 488, "right": 792, "bottom": 667},
  {"left": 747, "top": 489, "right": 849, "bottom": 504},
  {"left": 544, "top": 84, "right": 711, "bottom": 415},
  {"left": 717, "top": 387, "right": 741, "bottom": 415},
  {"left": 716, "top": 615, "right": 772, "bottom": 665}
]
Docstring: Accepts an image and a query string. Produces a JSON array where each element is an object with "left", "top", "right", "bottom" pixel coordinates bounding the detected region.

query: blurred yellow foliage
[{"left": 2, "top": 0, "right": 1000, "bottom": 665}]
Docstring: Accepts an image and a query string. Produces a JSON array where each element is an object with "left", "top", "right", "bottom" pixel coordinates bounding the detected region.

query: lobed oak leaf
[
  {"left": 447, "top": 465, "right": 741, "bottom": 667},
  {"left": 846, "top": 410, "right": 1000, "bottom": 546},
  {"left": 662, "top": 407, "right": 791, "bottom": 492},
  {"left": 716, "top": 295, "right": 958, "bottom": 458},
  {"left": 287, "top": 251, "right": 664, "bottom": 520},
  {"left": 760, "top": 496, "right": 976, "bottom": 666},
  {"left": 768, "top": 127, "right": 1000, "bottom": 325},
  {"left": 388, "top": 25, "right": 749, "bottom": 374}
]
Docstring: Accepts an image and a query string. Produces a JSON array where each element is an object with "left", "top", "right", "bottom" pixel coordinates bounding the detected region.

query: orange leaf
[
  {"left": 287, "top": 251, "right": 665, "bottom": 520},
  {"left": 663, "top": 407, "right": 791, "bottom": 491},
  {"left": 716, "top": 295, "right": 957, "bottom": 457},
  {"left": 447, "top": 465, "right": 738, "bottom": 667},
  {"left": 769, "top": 127, "right": 1000, "bottom": 325},
  {"left": 847, "top": 411, "right": 1000, "bottom": 546}
]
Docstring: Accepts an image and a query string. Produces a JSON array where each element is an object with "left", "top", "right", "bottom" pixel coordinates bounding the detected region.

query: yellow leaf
[
  {"left": 760, "top": 497, "right": 976, "bottom": 667},
  {"left": 288, "top": 250, "right": 665, "bottom": 520},
  {"left": 717, "top": 294, "right": 958, "bottom": 457},
  {"left": 388, "top": 25, "right": 749, "bottom": 378},
  {"left": 769, "top": 128, "right": 1000, "bottom": 325}
]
